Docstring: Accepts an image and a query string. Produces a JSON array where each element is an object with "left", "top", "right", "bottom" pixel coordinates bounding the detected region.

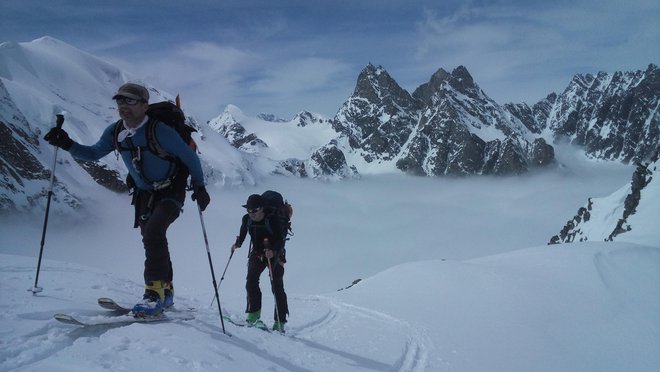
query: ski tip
[{"left": 53, "top": 313, "right": 85, "bottom": 326}]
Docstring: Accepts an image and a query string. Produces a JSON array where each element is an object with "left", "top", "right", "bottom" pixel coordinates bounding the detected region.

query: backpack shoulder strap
[
  {"left": 145, "top": 118, "right": 175, "bottom": 161},
  {"left": 112, "top": 120, "right": 124, "bottom": 151}
]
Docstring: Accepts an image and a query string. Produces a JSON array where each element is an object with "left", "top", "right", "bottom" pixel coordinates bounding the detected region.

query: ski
[
  {"left": 54, "top": 298, "right": 195, "bottom": 327},
  {"left": 97, "top": 297, "right": 195, "bottom": 315},
  {"left": 222, "top": 314, "right": 271, "bottom": 332},
  {"left": 97, "top": 297, "right": 131, "bottom": 314},
  {"left": 222, "top": 314, "right": 287, "bottom": 334},
  {"left": 54, "top": 311, "right": 194, "bottom": 327}
]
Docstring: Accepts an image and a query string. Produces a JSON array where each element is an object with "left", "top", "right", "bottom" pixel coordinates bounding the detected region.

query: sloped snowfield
[
  {"left": 1, "top": 157, "right": 658, "bottom": 371},
  {"left": 2, "top": 254, "right": 431, "bottom": 372}
]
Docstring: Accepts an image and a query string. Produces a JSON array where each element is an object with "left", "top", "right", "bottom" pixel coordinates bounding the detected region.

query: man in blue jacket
[{"left": 44, "top": 83, "right": 210, "bottom": 316}]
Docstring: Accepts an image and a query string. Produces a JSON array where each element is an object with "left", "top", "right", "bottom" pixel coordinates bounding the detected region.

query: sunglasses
[
  {"left": 115, "top": 97, "right": 144, "bottom": 106},
  {"left": 247, "top": 207, "right": 262, "bottom": 213}
]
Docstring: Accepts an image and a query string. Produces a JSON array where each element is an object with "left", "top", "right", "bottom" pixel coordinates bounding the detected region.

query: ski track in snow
[
  {"left": 288, "top": 297, "right": 429, "bottom": 372},
  {"left": 1, "top": 257, "right": 430, "bottom": 371}
]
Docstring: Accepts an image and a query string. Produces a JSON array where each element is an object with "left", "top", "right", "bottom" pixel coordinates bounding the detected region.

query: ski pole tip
[{"left": 28, "top": 286, "right": 43, "bottom": 294}]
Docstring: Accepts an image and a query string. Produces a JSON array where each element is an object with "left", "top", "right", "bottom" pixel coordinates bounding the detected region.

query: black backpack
[
  {"left": 261, "top": 190, "right": 294, "bottom": 241},
  {"left": 112, "top": 101, "right": 198, "bottom": 159},
  {"left": 112, "top": 101, "right": 198, "bottom": 188}
]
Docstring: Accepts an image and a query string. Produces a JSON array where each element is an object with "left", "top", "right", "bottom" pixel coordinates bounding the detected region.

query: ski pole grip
[{"left": 56, "top": 114, "right": 65, "bottom": 129}]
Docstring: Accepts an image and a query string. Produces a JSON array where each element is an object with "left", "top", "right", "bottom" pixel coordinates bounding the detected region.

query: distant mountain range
[
  {"left": 1, "top": 37, "right": 658, "bottom": 218},
  {"left": 218, "top": 62, "right": 658, "bottom": 178}
]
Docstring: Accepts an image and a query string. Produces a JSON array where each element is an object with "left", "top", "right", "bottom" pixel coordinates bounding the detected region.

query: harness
[
  {"left": 112, "top": 118, "right": 188, "bottom": 191},
  {"left": 246, "top": 214, "right": 288, "bottom": 263}
]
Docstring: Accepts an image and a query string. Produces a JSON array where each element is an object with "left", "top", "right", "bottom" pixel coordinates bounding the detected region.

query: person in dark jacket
[
  {"left": 43, "top": 83, "right": 210, "bottom": 316},
  {"left": 232, "top": 194, "right": 288, "bottom": 332}
]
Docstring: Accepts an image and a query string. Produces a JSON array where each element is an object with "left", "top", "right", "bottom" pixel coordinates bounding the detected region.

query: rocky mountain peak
[
  {"left": 412, "top": 65, "right": 481, "bottom": 106},
  {"left": 411, "top": 68, "right": 449, "bottom": 106},
  {"left": 448, "top": 65, "right": 477, "bottom": 93},
  {"left": 353, "top": 63, "right": 414, "bottom": 107}
]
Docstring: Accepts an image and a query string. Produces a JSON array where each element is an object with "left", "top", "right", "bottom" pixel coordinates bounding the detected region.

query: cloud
[
  {"left": 411, "top": 1, "right": 660, "bottom": 104},
  {"left": 150, "top": 42, "right": 252, "bottom": 88},
  {"left": 103, "top": 41, "right": 258, "bottom": 121},
  {"left": 250, "top": 57, "right": 351, "bottom": 95},
  {"left": 15, "top": 0, "right": 652, "bottom": 120}
]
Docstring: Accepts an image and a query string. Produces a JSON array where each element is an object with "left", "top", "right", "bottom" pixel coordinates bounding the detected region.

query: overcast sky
[{"left": 2, "top": 0, "right": 658, "bottom": 122}]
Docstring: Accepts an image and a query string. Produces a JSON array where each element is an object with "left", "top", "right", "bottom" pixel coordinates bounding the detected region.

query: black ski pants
[
  {"left": 245, "top": 254, "right": 288, "bottom": 323},
  {"left": 136, "top": 192, "right": 181, "bottom": 285}
]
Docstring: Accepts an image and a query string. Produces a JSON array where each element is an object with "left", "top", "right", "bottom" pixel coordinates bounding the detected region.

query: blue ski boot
[{"left": 132, "top": 280, "right": 167, "bottom": 316}]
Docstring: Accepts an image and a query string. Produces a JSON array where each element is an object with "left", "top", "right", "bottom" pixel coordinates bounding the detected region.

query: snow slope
[
  {"left": 2, "top": 156, "right": 658, "bottom": 371},
  {"left": 2, "top": 242, "right": 658, "bottom": 371}
]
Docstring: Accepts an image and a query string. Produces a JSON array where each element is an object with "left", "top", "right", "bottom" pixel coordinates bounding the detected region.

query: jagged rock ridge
[
  {"left": 509, "top": 64, "right": 659, "bottom": 163},
  {"left": 549, "top": 149, "right": 659, "bottom": 244}
]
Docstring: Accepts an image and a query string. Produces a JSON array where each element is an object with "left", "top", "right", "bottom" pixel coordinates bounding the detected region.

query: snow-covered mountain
[
  {"left": 0, "top": 37, "right": 259, "bottom": 213},
  {"left": 217, "top": 63, "right": 657, "bottom": 178},
  {"left": 508, "top": 64, "right": 659, "bottom": 163},
  {"left": 550, "top": 149, "right": 659, "bottom": 246},
  {"left": 335, "top": 64, "right": 556, "bottom": 176},
  {"left": 209, "top": 105, "right": 358, "bottom": 180},
  {"left": 1, "top": 37, "right": 658, "bottom": 213}
]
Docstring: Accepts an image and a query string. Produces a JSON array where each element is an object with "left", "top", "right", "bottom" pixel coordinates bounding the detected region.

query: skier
[
  {"left": 231, "top": 194, "right": 289, "bottom": 332},
  {"left": 43, "top": 83, "right": 210, "bottom": 316}
]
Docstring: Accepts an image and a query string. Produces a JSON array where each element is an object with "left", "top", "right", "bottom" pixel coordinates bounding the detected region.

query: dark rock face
[
  {"left": 0, "top": 119, "right": 50, "bottom": 210},
  {"left": 1, "top": 80, "right": 72, "bottom": 212},
  {"left": 0, "top": 79, "right": 123, "bottom": 212},
  {"left": 337, "top": 64, "right": 553, "bottom": 176},
  {"left": 504, "top": 93, "right": 557, "bottom": 135},
  {"left": 539, "top": 64, "right": 659, "bottom": 163},
  {"left": 275, "top": 140, "right": 358, "bottom": 180},
  {"left": 308, "top": 140, "right": 359, "bottom": 179},
  {"left": 333, "top": 64, "right": 421, "bottom": 163},
  {"left": 74, "top": 160, "right": 127, "bottom": 193},
  {"left": 216, "top": 121, "right": 268, "bottom": 153},
  {"left": 529, "top": 138, "right": 555, "bottom": 167},
  {"left": 549, "top": 149, "right": 659, "bottom": 244}
]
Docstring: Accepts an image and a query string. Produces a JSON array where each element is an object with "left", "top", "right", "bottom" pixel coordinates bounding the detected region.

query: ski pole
[
  {"left": 209, "top": 247, "right": 234, "bottom": 307},
  {"left": 197, "top": 204, "right": 227, "bottom": 334},
  {"left": 266, "top": 256, "right": 282, "bottom": 327},
  {"left": 29, "top": 113, "right": 65, "bottom": 294},
  {"left": 264, "top": 239, "right": 282, "bottom": 327}
]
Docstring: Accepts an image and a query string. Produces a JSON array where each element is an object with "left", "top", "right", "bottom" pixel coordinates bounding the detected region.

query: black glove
[
  {"left": 191, "top": 185, "right": 210, "bottom": 211},
  {"left": 44, "top": 127, "right": 73, "bottom": 150}
]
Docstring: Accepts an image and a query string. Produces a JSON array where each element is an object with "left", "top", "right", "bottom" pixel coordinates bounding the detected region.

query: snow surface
[{"left": 2, "top": 154, "right": 659, "bottom": 372}]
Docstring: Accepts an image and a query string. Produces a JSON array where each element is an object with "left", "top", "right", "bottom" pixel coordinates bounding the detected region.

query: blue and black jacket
[{"left": 68, "top": 116, "right": 205, "bottom": 193}]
